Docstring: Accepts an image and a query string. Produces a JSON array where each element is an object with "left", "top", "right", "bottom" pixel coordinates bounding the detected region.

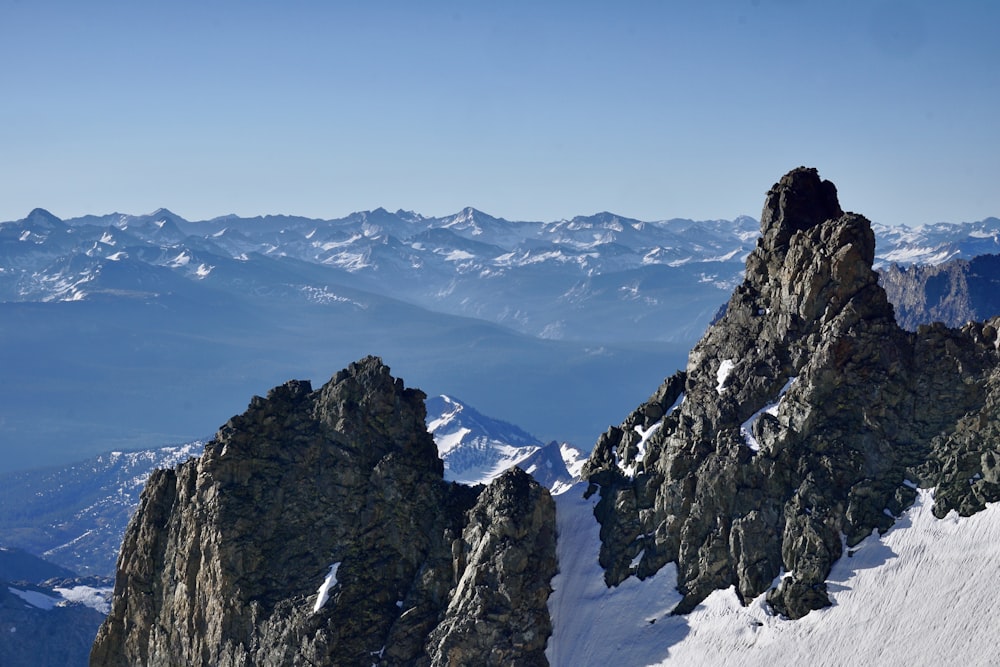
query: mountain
[
  {"left": 880, "top": 253, "right": 1000, "bottom": 329},
  {"left": 574, "top": 167, "right": 1000, "bottom": 657},
  {"left": 87, "top": 169, "right": 1000, "bottom": 665},
  {"left": 0, "top": 443, "right": 205, "bottom": 577},
  {"left": 0, "top": 547, "right": 111, "bottom": 667},
  {"left": 91, "top": 358, "right": 557, "bottom": 666},
  {"left": 2, "top": 206, "right": 760, "bottom": 343},
  {"left": 0, "top": 395, "right": 569, "bottom": 580},
  {"left": 4, "top": 203, "right": 999, "bottom": 477},
  {"left": 425, "top": 394, "right": 582, "bottom": 488},
  {"left": 872, "top": 216, "right": 1000, "bottom": 265}
]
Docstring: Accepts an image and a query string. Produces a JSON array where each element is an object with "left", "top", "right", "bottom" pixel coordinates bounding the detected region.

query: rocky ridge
[
  {"left": 880, "top": 253, "right": 1000, "bottom": 330},
  {"left": 584, "top": 167, "right": 1000, "bottom": 619},
  {"left": 90, "top": 357, "right": 556, "bottom": 666}
]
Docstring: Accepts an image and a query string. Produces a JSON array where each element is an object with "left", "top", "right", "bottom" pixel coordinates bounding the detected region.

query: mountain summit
[
  {"left": 584, "top": 166, "right": 1000, "bottom": 618},
  {"left": 91, "top": 357, "right": 556, "bottom": 666},
  {"left": 90, "top": 168, "right": 1000, "bottom": 665}
]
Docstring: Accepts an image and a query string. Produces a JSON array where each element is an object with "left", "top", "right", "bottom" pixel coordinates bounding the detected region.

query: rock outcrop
[
  {"left": 91, "top": 357, "right": 556, "bottom": 666},
  {"left": 584, "top": 167, "right": 1000, "bottom": 619}
]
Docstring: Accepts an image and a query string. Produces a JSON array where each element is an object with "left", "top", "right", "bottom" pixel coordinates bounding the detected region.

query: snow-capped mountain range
[
  {"left": 6, "top": 207, "right": 997, "bottom": 339},
  {"left": 2, "top": 206, "right": 761, "bottom": 343},
  {"left": 2, "top": 206, "right": 998, "bottom": 475},
  {"left": 426, "top": 394, "right": 584, "bottom": 492}
]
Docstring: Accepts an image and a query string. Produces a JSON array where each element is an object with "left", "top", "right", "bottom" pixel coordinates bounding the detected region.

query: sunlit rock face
[
  {"left": 91, "top": 356, "right": 555, "bottom": 666},
  {"left": 584, "top": 167, "right": 1000, "bottom": 619}
]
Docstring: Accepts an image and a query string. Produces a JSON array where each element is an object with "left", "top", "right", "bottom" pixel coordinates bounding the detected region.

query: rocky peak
[
  {"left": 91, "top": 356, "right": 556, "bottom": 666},
  {"left": 756, "top": 166, "right": 844, "bottom": 255},
  {"left": 584, "top": 167, "right": 1000, "bottom": 619}
]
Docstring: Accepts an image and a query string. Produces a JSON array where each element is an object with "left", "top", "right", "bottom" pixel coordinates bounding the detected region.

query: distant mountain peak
[{"left": 22, "top": 207, "right": 64, "bottom": 228}]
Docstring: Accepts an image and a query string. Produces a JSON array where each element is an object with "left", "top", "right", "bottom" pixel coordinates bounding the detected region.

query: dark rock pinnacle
[
  {"left": 91, "top": 356, "right": 556, "bottom": 666},
  {"left": 584, "top": 167, "right": 1000, "bottom": 619}
]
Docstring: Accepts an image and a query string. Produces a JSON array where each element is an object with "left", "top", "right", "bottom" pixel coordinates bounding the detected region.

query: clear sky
[{"left": 1, "top": 0, "right": 997, "bottom": 227}]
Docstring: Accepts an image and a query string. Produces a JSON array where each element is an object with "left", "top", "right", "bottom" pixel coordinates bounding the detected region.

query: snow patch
[
  {"left": 8, "top": 587, "right": 60, "bottom": 610},
  {"left": 619, "top": 421, "right": 663, "bottom": 478},
  {"left": 169, "top": 251, "right": 191, "bottom": 267},
  {"left": 740, "top": 377, "right": 796, "bottom": 451},
  {"left": 716, "top": 359, "right": 735, "bottom": 394},
  {"left": 53, "top": 585, "right": 113, "bottom": 614},
  {"left": 313, "top": 562, "right": 341, "bottom": 613},
  {"left": 443, "top": 249, "right": 475, "bottom": 261},
  {"left": 560, "top": 443, "right": 587, "bottom": 479}
]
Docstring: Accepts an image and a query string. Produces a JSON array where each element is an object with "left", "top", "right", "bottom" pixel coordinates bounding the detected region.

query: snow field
[{"left": 548, "top": 487, "right": 1000, "bottom": 666}]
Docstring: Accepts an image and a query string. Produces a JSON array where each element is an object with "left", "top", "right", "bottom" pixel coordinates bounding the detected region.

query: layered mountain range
[
  {"left": 3, "top": 204, "right": 997, "bottom": 341},
  {"left": 4, "top": 198, "right": 999, "bottom": 475},
  {"left": 89, "top": 168, "right": 1000, "bottom": 665}
]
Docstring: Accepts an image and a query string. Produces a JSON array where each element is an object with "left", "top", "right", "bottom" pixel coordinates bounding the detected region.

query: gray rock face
[
  {"left": 90, "top": 357, "right": 556, "bottom": 666},
  {"left": 426, "top": 467, "right": 555, "bottom": 666},
  {"left": 584, "top": 167, "right": 1000, "bottom": 619},
  {"left": 880, "top": 253, "right": 1000, "bottom": 330}
]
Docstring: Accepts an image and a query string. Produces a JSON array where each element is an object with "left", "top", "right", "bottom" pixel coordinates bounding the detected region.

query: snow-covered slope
[
  {"left": 547, "top": 485, "right": 1000, "bottom": 665},
  {"left": 425, "top": 394, "right": 582, "bottom": 488}
]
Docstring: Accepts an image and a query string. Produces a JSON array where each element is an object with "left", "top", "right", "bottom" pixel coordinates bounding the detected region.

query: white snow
[
  {"left": 433, "top": 427, "right": 471, "bottom": 456},
  {"left": 560, "top": 443, "right": 587, "bottom": 479},
  {"left": 619, "top": 421, "right": 663, "bottom": 478},
  {"left": 740, "top": 377, "right": 795, "bottom": 451},
  {"left": 443, "top": 249, "right": 475, "bottom": 261},
  {"left": 716, "top": 359, "right": 735, "bottom": 394},
  {"left": 546, "top": 483, "right": 684, "bottom": 666},
  {"left": 7, "top": 587, "right": 60, "bottom": 610},
  {"left": 652, "top": 490, "right": 1000, "bottom": 665},
  {"left": 195, "top": 263, "right": 213, "bottom": 278},
  {"left": 546, "top": 486, "right": 1000, "bottom": 666},
  {"left": 53, "top": 585, "right": 113, "bottom": 613},
  {"left": 169, "top": 251, "right": 191, "bottom": 267},
  {"left": 313, "top": 562, "right": 341, "bottom": 613},
  {"left": 106, "top": 251, "right": 128, "bottom": 261}
]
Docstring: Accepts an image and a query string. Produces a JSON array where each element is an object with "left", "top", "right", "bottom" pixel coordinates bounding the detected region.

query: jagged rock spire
[
  {"left": 585, "top": 167, "right": 1000, "bottom": 619},
  {"left": 759, "top": 166, "right": 843, "bottom": 252},
  {"left": 91, "top": 356, "right": 556, "bottom": 666}
]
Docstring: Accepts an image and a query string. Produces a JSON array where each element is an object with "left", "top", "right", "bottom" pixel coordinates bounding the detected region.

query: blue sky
[{"left": 1, "top": 0, "right": 997, "bottom": 227}]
